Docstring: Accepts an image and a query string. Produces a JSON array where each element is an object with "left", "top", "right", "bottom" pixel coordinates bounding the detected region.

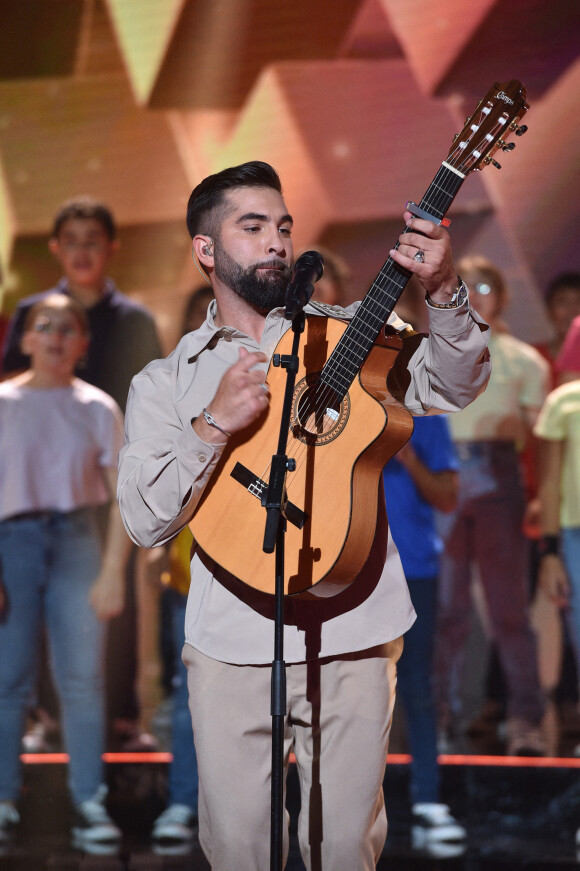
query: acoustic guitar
[{"left": 190, "top": 79, "right": 529, "bottom": 597}]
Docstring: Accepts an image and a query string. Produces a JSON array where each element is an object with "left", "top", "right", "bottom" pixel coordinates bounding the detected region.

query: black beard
[{"left": 213, "top": 240, "right": 291, "bottom": 311}]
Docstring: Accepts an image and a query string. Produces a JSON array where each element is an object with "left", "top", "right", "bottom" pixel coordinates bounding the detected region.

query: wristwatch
[{"left": 425, "top": 276, "right": 468, "bottom": 309}]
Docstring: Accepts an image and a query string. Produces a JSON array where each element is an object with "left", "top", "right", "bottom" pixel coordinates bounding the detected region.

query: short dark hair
[
  {"left": 545, "top": 272, "right": 580, "bottom": 306},
  {"left": 51, "top": 196, "right": 117, "bottom": 241},
  {"left": 186, "top": 161, "right": 282, "bottom": 240}
]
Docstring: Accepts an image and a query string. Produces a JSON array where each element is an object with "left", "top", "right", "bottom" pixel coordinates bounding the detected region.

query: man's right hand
[{"left": 193, "top": 347, "right": 270, "bottom": 443}]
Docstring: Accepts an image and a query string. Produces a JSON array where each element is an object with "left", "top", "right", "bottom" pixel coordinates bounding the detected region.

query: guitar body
[{"left": 190, "top": 316, "right": 413, "bottom": 597}]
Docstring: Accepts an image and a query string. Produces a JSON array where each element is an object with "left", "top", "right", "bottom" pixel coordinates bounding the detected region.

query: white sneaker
[
  {"left": 152, "top": 803, "right": 198, "bottom": 842},
  {"left": 0, "top": 802, "right": 19, "bottom": 842},
  {"left": 412, "top": 803, "right": 466, "bottom": 843},
  {"left": 71, "top": 785, "right": 121, "bottom": 844}
]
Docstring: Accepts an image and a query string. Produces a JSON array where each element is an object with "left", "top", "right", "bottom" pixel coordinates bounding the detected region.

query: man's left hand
[{"left": 390, "top": 210, "right": 457, "bottom": 304}]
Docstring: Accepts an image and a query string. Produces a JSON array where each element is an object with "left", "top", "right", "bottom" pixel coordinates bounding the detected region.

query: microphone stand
[{"left": 263, "top": 291, "right": 311, "bottom": 871}]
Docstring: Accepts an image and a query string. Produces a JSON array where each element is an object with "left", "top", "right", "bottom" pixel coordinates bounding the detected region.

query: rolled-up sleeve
[
  {"left": 118, "top": 367, "right": 225, "bottom": 547},
  {"left": 390, "top": 302, "right": 491, "bottom": 415}
]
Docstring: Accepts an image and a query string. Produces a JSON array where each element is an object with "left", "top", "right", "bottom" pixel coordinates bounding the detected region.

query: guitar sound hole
[{"left": 291, "top": 377, "right": 349, "bottom": 446}]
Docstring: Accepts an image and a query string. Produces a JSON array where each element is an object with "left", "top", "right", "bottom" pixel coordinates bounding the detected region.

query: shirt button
[{"left": 197, "top": 453, "right": 207, "bottom": 463}]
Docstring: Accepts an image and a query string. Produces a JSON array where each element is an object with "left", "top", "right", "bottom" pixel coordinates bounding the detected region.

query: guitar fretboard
[{"left": 320, "top": 164, "right": 465, "bottom": 399}]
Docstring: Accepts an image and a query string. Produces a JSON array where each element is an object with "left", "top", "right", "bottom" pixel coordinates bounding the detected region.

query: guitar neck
[{"left": 320, "top": 163, "right": 465, "bottom": 399}]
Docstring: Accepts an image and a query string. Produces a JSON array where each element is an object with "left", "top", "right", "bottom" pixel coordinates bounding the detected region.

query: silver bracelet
[{"left": 202, "top": 408, "right": 231, "bottom": 438}]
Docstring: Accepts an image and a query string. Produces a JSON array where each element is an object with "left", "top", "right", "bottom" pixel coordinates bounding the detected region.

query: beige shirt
[
  {"left": 448, "top": 332, "right": 549, "bottom": 445},
  {"left": 118, "top": 299, "right": 490, "bottom": 664}
]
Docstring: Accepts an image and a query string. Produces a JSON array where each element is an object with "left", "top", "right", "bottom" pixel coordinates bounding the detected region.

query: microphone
[{"left": 284, "top": 250, "right": 324, "bottom": 320}]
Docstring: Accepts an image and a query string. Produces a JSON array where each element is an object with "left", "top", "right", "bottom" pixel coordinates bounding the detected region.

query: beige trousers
[{"left": 183, "top": 637, "right": 402, "bottom": 871}]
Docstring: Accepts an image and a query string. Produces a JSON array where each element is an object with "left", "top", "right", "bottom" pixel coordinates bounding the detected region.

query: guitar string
[
  {"left": 269, "top": 115, "right": 507, "bottom": 508},
  {"left": 258, "top": 107, "right": 510, "bottom": 507}
]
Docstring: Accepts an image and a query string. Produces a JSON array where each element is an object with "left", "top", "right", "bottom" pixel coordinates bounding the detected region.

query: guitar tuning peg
[
  {"left": 515, "top": 124, "right": 528, "bottom": 136},
  {"left": 502, "top": 142, "right": 516, "bottom": 152},
  {"left": 491, "top": 159, "right": 502, "bottom": 170}
]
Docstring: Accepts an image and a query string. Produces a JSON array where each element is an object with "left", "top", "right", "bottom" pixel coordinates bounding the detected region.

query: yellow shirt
[
  {"left": 534, "top": 381, "right": 580, "bottom": 528},
  {"left": 164, "top": 527, "right": 193, "bottom": 596}
]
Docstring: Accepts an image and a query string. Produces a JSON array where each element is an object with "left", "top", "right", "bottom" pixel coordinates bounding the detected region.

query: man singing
[{"left": 118, "top": 160, "right": 490, "bottom": 870}]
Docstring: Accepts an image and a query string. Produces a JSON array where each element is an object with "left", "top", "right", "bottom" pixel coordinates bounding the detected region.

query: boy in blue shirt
[{"left": 384, "top": 413, "right": 466, "bottom": 848}]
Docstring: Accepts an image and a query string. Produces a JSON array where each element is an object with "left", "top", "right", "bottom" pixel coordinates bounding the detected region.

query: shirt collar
[{"left": 184, "top": 300, "right": 288, "bottom": 361}]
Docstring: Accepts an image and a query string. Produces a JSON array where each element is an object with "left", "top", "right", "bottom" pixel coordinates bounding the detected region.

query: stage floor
[{"left": 2, "top": 755, "right": 580, "bottom": 870}]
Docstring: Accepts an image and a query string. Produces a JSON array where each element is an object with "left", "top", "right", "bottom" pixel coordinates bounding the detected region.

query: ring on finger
[{"left": 414, "top": 249, "right": 425, "bottom": 263}]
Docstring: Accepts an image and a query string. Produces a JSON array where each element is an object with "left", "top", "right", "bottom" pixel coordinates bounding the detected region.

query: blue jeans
[
  {"left": 435, "top": 442, "right": 544, "bottom": 724},
  {"left": 0, "top": 509, "right": 105, "bottom": 805},
  {"left": 167, "top": 589, "right": 199, "bottom": 811},
  {"left": 396, "top": 576, "right": 440, "bottom": 804}
]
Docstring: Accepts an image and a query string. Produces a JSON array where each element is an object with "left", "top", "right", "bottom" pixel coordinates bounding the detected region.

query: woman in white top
[{"left": 0, "top": 294, "right": 129, "bottom": 847}]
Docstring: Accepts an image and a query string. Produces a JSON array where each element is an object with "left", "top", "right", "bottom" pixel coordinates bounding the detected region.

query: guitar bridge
[{"left": 230, "top": 462, "right": 306, "bottom": 530}]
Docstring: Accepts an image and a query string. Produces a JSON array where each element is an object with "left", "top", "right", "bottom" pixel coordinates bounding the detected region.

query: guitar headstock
[{"left": 447, "top": 80, "right": 529, "bottom": 175}]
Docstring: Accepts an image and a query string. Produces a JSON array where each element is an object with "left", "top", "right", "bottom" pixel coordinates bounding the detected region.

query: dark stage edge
[{"left": 2, "top": 757, "right": 580, "bottom": 870}]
